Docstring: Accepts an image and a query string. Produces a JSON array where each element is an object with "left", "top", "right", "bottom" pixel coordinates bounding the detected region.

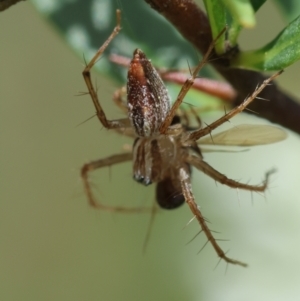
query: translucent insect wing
[{"left": 199, "top": 124, "right": 287, "bottom": 146}]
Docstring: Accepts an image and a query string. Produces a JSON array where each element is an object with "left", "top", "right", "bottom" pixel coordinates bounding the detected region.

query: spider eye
[{"left": 133, "top": 175, "right": 152, "bottom": 186}]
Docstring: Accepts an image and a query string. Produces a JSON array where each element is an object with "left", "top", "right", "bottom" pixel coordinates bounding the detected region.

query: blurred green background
[{"left": 1, "top": 1, "right": 300, "bottom": 301}]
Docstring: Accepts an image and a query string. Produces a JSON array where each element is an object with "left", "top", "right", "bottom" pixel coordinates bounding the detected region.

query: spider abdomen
[
  {"left": 156, "top": 177, "right": 185, "bottom": 209},
  {"left": 127, "top": 49, "right": 170, "bottom": 137}
]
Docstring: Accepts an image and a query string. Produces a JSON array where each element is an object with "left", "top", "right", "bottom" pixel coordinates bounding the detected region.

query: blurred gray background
[{"left": 1, "top": 1, "right": 300, "bottom": 301}]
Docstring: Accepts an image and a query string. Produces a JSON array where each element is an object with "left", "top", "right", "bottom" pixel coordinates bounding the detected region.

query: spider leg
[
  {"left": 82, "top": 9, "right": 130, "bottom": 130},
  {"left": 176, "top": 107, "right": 201, "bottom": 130},
  {"left": 179, "top": 167, "right": 247, "bottom": 267},
  {"left": 81, "top": 152, "right": 149, "bottom": 213},
  {"left": 113, "top": 127, "right": 136, "bottom": 138},
  {"left": 113, "top": 85, "right": 127, "bottom": 113},
  {"left": 142, "top": 201, "right": 160, "bottom": 253},
  {"left": 186, "top": 70, "right": 283, "bottom": 141},
  {"left": 188, "top": 106, "right": 202, "bottom": 129},
  {"left": 186, "top": 154, "right": 274, "bottom": 192},
  {"left": 159, "top": 28, "right": 226, "bottom": 134},
  {"left": 111, "top": 85, "right": 136, "bottom": 138}
]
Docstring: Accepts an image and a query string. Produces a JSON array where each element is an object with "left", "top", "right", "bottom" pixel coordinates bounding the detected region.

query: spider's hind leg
[{"left": 179, "top": 166, "right": 247, "bottom": 267}]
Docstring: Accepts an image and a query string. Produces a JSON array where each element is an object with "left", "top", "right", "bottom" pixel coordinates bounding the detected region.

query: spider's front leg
[
  {"left": 186, "top": 70, "right": 283, "bottom": 141},
  {"left": 82, "top": 9, "right": 130, "bottom": 130},
  {"left": 81, "top": 152, "right": 149, "bottom": 213},
  {"left": 179, "top": 166, "right": 247, "bottom": 267},
  {"left": 159, "top": 28, "right": 226, "bottom": 134}
]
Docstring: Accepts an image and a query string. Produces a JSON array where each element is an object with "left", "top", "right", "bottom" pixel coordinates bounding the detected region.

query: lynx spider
[{"left": 80, "top": 10, "right": 282, "bottom": 267}]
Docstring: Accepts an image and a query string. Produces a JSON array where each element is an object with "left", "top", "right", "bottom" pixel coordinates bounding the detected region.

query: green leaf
[
  {"left": 203, "top": 0, "right": 245, "bottom": 52},
  {"left": 203, "top": 0, "right": 227, "bottom": 54},
  {"left": 273, "top": 0, "right": 300, "bottom": 22},
  {"left": 204, "top": 0, "right": 266, "bottom": 53},
  {"left": 227, "top": 0, "right": 266, "bottom": 45},
  {"left": 231, "top": 15, "right": 300, "bottom": 70},
  {"left": 221, "top": 0, "right": 256, "bottom": 28}
]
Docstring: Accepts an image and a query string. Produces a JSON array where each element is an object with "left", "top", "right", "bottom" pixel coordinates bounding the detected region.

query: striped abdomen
[{"left": 127, "top": 49, "right": 170, "bottom": 137}]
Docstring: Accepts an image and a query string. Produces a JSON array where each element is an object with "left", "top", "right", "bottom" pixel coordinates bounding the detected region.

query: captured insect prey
[{"left": 80, "top": 10, "right": 286, "bottom": 267}]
